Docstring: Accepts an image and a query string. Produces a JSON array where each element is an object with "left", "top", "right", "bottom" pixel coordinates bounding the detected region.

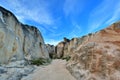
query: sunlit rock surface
[
  {"left": 67, "top": 22, "right": 120, "bottom": 80},
  {"left": 55, "top": 37, "right": 82, "bottom": 58},
  {"left": 0, "top": 6, "right": 49, "bottom": 64}
]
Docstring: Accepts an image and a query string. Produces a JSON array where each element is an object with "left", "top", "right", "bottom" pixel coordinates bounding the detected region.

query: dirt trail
[{"left": 22, "top": 59, "right": 76, "bottom": 80}]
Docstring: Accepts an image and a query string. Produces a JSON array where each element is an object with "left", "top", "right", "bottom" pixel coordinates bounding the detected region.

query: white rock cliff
[{"left": 0, "top": 6, "right": 49, "bottom": 64}]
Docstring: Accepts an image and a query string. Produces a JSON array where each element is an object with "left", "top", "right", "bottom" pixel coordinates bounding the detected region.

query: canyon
[{"left": 0, "top": 6, "right": 120, "bottom": 80}]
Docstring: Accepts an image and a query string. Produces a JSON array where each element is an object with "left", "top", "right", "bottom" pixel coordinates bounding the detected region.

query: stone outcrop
[
  {"left": 46, "top": 44, "right": 55, "bottom": 58},
  {"left": 55, "top": 37, "right": 69, "bottom": 58},
  {"left": 0, "top": 6, "right": 49, "bottom": 64},
  {"left": 55, "top": 37, "right": 84, "bottom": 58},
  {"left": 66, "top": 22, "right": 120, "bottom": 80},
  {"left": 0, "top": 60, "right": 35, "bottom": 80}
]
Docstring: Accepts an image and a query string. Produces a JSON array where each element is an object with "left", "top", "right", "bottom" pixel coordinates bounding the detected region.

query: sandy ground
[{"left": 22, "top": 59, "right": 76, "bottom": 80}]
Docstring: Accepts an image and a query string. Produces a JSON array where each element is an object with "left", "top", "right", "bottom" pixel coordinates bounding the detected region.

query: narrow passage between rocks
[{"left": 22, "top": 59, "right": 76, "bottom": 80}]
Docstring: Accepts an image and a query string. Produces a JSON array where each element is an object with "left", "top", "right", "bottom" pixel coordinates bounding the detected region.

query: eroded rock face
[
  {"left": 46, "top": 44, "right": 55, "bottom": 58},
  {"left": 67, "top": 22, "right": 120, "bottom": 80},
  {"left": 55, "top": 37, "right": 84, "bottom": 58},
  {"left": 0, "top": 60, "right": 35, "bottom": 80},
  {"left": 55, "top": 38, "right": 69, "bottom": 58},
  {"left": 0, "top": 6, "right": 49, "bottom": 64}
]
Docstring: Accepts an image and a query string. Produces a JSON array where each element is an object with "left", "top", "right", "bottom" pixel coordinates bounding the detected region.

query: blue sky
[{"left": 0, "top": 0, "right": 120, "bottom": 45}]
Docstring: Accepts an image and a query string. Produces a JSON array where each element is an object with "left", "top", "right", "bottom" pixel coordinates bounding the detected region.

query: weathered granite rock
[
  {"left": 0, "top": 6, "right": 49, "bottom": 64},
  {"left": 0, "top": 60, "right": 35, "bottom": 80},
  {"left": 67, "top": 22, "right": 120, "bottom": 80}
]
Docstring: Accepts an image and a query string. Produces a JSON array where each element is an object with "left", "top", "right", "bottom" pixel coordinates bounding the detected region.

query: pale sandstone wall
[
  {"left": 67, "top": 22, "right": 120, "bottom": 80},
  {"left": 0, "top": 6, "right": 49, "bottom": 64}
]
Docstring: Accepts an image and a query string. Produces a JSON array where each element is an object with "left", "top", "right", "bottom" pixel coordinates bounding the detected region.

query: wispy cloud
[
  {"left": 7, "top": 0, "right": 54, "bottom": 25},
  {"left": 45, "top": 39, "right": 61, "bottom": 46},
  {"left": 68, "top": 23, "right": 82, "bottom": 38},
  {"left": 63, "top": 0, "right": 84, "bottom": 17},
  {"left": 0, "top": 0, "right": 56, "bottom": 33},
  {"left": 105, "top": 3, "right": 120, "bottom": 24},
  {"left": 88, "top": 0, "right": 120, "bottom": 32}
]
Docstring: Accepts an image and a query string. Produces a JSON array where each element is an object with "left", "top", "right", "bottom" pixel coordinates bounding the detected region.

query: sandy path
[{"left": 22, "top": 59, "right": 76, "bottom": 80}]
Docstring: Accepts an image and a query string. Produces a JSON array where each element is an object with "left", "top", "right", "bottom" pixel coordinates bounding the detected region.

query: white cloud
[
  {"left": 88, "top": 0, "right": 120, "bottom": 32},
  {"left": 45, "top": 39, "right": 61, "bottom": 46},
  {"left": 2, "top": 0, "right": 54, "bottom": 25}
]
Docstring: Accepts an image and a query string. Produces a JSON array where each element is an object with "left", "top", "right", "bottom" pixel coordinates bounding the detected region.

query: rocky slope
[
  {"left": 61, "top": 22, "right": 120, "bottom": 80},
  {"left": 0, "top": 6, "right": 49, "bottom": 64}
]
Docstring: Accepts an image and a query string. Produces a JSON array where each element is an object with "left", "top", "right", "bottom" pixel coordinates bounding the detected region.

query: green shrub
[
  {"left": 62, "top": 56, "right": 71, "bottom": 61},
  {"left": 30, "top": 58, "right": 51, "bottom": 66}
]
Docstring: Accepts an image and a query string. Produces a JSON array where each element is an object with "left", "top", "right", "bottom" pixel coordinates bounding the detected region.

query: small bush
[
  {"left": 30, "top": 58, "right": 51, "bottom": 66},
  {"left": 62, "top": 56, "right": 71, "bottom": 61}
]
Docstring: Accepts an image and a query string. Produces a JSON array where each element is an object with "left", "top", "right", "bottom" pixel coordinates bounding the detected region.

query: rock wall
[
  {"left": 66, "top": 22, "right": 120, "bottom": 80},
  {"left": 54, "top": 21, "right": 120, "bottom": 80},
  {"left": 0, "top": 6, "right": 49, "bottom": 64},
  {"left": 55, "top": 37, "right": 85, "bottom": 58}
]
